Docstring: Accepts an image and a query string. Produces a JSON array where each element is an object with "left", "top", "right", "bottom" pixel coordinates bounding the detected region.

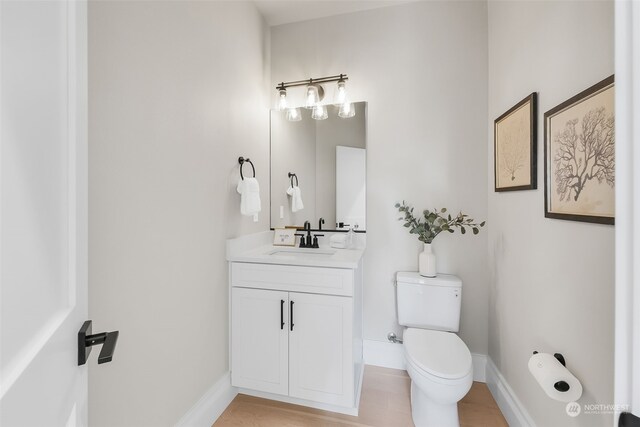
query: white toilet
[{"left": 396, "top": 272, "right": 473, "bottom": 427}]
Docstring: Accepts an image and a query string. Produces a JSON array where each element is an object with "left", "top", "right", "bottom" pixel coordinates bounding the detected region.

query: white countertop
[{"left": 227, "top": 232, "right": 365, "bottom": 269}]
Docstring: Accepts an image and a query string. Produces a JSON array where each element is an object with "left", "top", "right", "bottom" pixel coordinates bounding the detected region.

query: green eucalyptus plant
[{"left": 395, "top": 201, "right": 486, "bottom": 244}]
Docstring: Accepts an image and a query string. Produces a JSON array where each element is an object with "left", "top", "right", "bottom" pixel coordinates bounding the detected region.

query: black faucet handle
[
  {"left": 311, "top": 234, "right": 324, "bottom": 249},
  {"left": 295, "top": 234, "right": 306, "bottom": 248}
]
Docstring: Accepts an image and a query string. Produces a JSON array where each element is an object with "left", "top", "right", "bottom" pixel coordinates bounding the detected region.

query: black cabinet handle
[
  {"left": 280, "top": 299, "right": 285, "bottom": 330},
  {"left": 290, "top": 301, "right": 294, "bottom": 331}
]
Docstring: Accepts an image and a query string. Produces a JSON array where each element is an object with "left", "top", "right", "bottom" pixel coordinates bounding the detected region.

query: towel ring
[
  {"left": 288, "top": 172, "right": 298, "bottom": 187},
  {"left": 238, "top": 157, "right": 255, "bottom": 180}
]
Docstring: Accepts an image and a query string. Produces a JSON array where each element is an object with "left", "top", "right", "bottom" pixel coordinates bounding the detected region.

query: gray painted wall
[
  {"left": 271, "top": 1, "right": 489, "bottom": 354},
  {"left": 88, "top": 2, "right": 269, "bottom": 425},
  {"left": 487, "top": 1, "right": 614, "bottom": 426}
]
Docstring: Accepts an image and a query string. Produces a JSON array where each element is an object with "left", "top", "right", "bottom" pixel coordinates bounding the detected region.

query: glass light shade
[
  {"left": 276, "top": 88, "right": 288, "bottom": 111},
  {"left": 286, "top": 107, "right": 302, "bottom": 121},
  {"left": 311, "top": 104, "right": 328, "bottom": 120},
  {"left": 338, "top": 102, "right": 355, "bottom": 118},
  {"left": 334, "top": 80, "right": 347, "bottom": 105},
  {"left": 304, "top": 85, "right": 320, "bottom": 109}
]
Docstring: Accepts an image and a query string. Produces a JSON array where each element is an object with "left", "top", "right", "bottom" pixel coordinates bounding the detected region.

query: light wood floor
[{"left": 215, "top": 365, "right": 508, "bottom": 427}]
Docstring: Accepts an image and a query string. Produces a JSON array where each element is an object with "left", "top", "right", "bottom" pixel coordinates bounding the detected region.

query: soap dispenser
[{"left": 346, "top": 226, "right": 356, "bottom": 249}]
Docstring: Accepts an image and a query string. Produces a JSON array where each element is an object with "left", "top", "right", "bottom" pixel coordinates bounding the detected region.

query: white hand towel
[
  {"left": 286, "top": 185, "right": 304, "bottom": 213},
  {"left": 237, "top": 177, "right": 261, "bottom": 216}
]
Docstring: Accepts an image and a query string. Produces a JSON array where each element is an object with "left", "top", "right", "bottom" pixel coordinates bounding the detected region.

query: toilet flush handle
[{"left": 387, "top": 332, "right": 403, "bottom": 344}]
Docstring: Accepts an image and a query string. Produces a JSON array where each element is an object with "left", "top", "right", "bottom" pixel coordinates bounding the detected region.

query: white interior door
[
  {"left": 614, "top": 1, "right": 640, "bottom": 425},
  {"left": 0, "top": 1, "right": 88, "bottom": 426},
  {"left": 231, "top": 287, "right": 289, "bottom": 396},
  {"left": 336, "top": 146, "right": 366, "bottom": 231},
  {"left": 288, "top": 292, "right": 353, "bottom": 407}
]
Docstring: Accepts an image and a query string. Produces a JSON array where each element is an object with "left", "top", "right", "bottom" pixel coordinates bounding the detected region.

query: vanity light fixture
[
  {"left": 275, "top": 74, "right": 354, "bottom": 121},
  {"left": 276, "top": 88, "right": 288, "bottom": 111},
  {"left": 338, "top": 101, "right": 355, "bottom": 118},
  {"left": 304, "top": 85, "right": 322, "bottom": 109},
  {"left": 311, "top": 104, "right": 328, "bottom": 120},
  {"left": 286, "top": 107, "right": 302, "bottom": 121},
  {"left": 334, "top": 79, "right": 347, "bottom": 104}
]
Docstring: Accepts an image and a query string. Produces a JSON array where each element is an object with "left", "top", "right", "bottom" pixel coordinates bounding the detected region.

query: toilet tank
[{"left": 396, "top": 272, "right": 462, "bottom": 332}]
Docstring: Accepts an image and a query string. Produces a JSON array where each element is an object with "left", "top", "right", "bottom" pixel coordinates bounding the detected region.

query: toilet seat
[{"left": 404, "top": 328, "right": 472, "bottom": 381}]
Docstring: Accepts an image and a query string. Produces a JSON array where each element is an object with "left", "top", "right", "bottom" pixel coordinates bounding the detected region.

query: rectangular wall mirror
[{"left": 270, "top": 102, "right": 367, "bottom": 232}]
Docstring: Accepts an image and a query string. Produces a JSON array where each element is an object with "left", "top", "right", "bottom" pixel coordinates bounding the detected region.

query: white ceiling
[{"left": 254, "top": 0, "right": 417, "bottom": 26}]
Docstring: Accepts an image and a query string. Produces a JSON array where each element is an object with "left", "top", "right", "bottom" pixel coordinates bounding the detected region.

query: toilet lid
[{"left": 404, "top": 328, "right": 472, "bottom": 380}]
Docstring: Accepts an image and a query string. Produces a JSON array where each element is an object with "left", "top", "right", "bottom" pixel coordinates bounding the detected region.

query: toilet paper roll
[{"left": 528, "top": 353, "right": 583, "bottom": 403}]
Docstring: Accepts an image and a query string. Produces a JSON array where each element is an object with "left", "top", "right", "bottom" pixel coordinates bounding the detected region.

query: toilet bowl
[
  {"left": 395, "top": 272, "right": 471, "bottom": 426},
  {"left": 403, "top": 328, "right": 473, "bottom": 427}
]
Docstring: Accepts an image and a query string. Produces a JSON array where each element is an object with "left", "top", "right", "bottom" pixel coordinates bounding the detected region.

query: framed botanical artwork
[
  {"left": 544, "top": 75, "right": 615, "bottom": 225},
  {"left": 494, "top": 93, "right": 537, "bottom": 191}
]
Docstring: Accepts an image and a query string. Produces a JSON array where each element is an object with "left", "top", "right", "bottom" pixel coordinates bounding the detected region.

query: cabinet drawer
[{"left": 231, "top": 262, "right": 354, "bottom": 296}]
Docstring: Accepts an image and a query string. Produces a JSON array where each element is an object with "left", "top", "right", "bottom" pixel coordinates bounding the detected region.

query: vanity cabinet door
[
  {"left": 288, "top": 292, "right": 354, "bottom": 407},
  {"left": 231, "top": 287, "right": 289, "bottom": 395}
]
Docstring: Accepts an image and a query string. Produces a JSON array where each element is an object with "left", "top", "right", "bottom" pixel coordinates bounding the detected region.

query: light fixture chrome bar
[{"left": 276, "top": 74, "right": 348, "bottom": 90}]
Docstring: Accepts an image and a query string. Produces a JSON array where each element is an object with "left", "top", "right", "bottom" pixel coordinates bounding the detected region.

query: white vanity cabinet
[
  {"left": 231, "top": 287, "right": 289, "bottom": 395},
  {"left": 288, "top": 292, "right": 353, "bottom": 405},
  {"left": 229, "top": 259, "right": 363, "bottom": 413}
]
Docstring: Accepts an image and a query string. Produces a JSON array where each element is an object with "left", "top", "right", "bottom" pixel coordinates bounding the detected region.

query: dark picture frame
[
  {"left": 494, "top": 93, "right": 537, "bottom": 192},
  {"left": 544, "top": 75, "right": 615, "bottom": 225}
]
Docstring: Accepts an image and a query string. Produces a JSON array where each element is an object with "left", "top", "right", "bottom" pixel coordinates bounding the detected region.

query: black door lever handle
[
  {"left": 78, "top": 320, "right": 119, "bottom": 365},
  {"left": 620, "top": 412, "right": 640, "bottom": 427},
  {"left": 97, "top": 330, "right": 119, "bottom": 364}
]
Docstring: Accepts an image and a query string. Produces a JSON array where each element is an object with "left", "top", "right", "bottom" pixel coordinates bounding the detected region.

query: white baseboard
[
  {"left": 175, "top": 372, "right": 237, "bottom": 427},
  {"left": 486, "top": 358, "right": 535, "bottom": 427},
  {"left": 363, "top": 339, "right": 406, "bottom": 370},
  {"left": 472, "top": 353, "right": 487, "bottom": 383},
  {"left": 362, "top": 339, "right": 487, "bottom": 383}
]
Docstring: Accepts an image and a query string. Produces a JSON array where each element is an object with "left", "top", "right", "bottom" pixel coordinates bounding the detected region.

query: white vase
[{"left": 419, "top": 243, "right": 437, "bottom": 277}]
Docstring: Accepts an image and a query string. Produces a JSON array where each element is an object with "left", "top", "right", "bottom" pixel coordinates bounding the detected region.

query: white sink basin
[{"left": 267, "top": 248, "right": 336, "bottom": 257}]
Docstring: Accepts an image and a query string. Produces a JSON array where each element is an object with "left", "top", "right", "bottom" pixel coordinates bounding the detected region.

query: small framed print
[
  {"left": 494, "top": 93, "right": 537, "bottom": 191},
  {"left": 273, "top": 228, "right": 296, "bottom": 246},
  {"left": 544, "top": 75, "right": 615, "bottom": 225}
]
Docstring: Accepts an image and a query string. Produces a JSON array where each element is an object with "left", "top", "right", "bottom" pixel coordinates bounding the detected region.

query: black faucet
[
  {"left": 295, "top": 221, "right": 312, "bottom": 248},
  {"left": 304, "top": 221, "right": 312, "bottom": 242},
  {"left": 297, "top": 221, "right": 323, "bottom": 248},
  {"left": 318, "top": 218, "right": 325, "bottom": 230}
]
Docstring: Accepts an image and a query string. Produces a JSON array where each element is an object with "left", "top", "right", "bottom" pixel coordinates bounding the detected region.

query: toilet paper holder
[
  {"left": 532, "top": 351, "right": 570, "bottom": 393},
  {"left": 533, "top": 351, "right": 565, "bottom": 366}
]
